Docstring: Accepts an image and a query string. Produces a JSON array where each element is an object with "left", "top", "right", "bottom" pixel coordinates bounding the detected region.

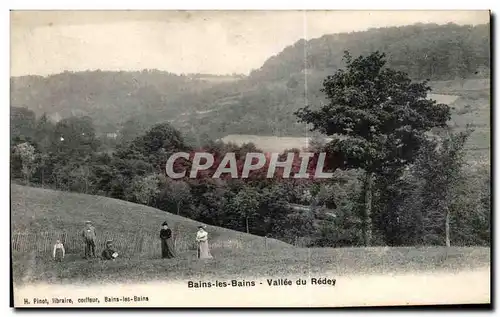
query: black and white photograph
[{"left": 9, "top": 10, "right": 491, "bottom": 307}]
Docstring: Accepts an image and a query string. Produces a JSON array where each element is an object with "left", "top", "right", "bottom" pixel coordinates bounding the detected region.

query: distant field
[
  {"left": 11, "top": 184, "right": 491, "bottom": 286},
  {"left": 427, "top": 93, "right": 460, "bottom": 105},
  {"left": 220, "top": 134, "right": 333, "bottom": 153},
  {"left": 430, "top": 79, "right": 490, "bottom": 164},
  {"left": 429, "top": 78, "right": 490, "bottom": 96}
]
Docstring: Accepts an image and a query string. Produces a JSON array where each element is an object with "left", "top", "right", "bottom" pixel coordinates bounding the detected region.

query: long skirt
[
  {"left": 161, "top": 238, "right": 175, "bottom": 258},
  {"left": 198, "top": 240, "right": 213, "bottom": 259}
]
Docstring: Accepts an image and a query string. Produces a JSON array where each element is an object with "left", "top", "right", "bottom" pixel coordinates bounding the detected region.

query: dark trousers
[
  {"left": 85, "top": 240, "right": 96, "bottom": 258},
  {"left": 54, "top": 249, "right": 63, "bottom": 262}
]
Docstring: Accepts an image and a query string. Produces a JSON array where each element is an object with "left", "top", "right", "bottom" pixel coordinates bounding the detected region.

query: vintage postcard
[{"left": 10, "top": 10, "right": 491, "bottom": 308}]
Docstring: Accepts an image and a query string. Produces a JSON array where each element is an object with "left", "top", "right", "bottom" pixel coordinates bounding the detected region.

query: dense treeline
[
  {"left": 10, "top": 108, "right": 490, "bottom": 246},
  {"left": 10, "top": 52, "right": 490, "bottom": 247},
  {"left": 10, "top": 110, "right": 319, "bottom": 243}
]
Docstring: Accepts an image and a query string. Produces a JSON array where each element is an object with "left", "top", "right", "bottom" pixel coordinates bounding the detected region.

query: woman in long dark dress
[{"left": 160, "top": 222, "right": 175, "bottom": 259}]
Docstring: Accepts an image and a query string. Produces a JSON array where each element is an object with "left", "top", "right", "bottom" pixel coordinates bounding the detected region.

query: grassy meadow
[
  {"left": 429, "top": 78, "right": 491, "bottom": 164},
  {"left": 11, "top": 184, "right": 491, "bottom": 286}
]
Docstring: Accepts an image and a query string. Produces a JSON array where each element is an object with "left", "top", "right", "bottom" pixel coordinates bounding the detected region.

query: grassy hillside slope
[
  {"left": 11, "top": 184, "right": 490, "bottom": 285},
  {"left": 10, "top": 184, "right": 291, "bottom": 256}
]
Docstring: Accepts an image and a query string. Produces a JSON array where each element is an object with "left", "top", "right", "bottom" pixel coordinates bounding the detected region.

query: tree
[
  {"left": 118, "top": 117, "right": 150, "bottom": 145},
  {"left": 160, "top": 178, "right": 191, "bottom": 215},
  {"left": 123, "top": 122, "right": 188, "bottom": 171},
  {"left": 371, "top": 168, "right": 420, "bottom": 246},
  {"left": 447, "top": 165, "right": 490, "bottom": 246},
  {"left": 413, "top": 128, "right": 472, "bottom": 247},
  {"left": 33, "top": 152, "right": 52, "bottom": 187},
  {"left": 477, "top": 168, "right": 491, "bottom": 245},
  {"left": 69, "top": 164, "right": 94, "bottom": 194},
  {"left": 34, "top": 113, "right": 55, "bottom": 151},
  {"left": 12, "top": 142, "right": 37, "bottom": 184},
  {"left": 50, "top": 116, "right": 100, "bottom": 161},
  {"left": 11, "top": 107, "right": 37, "bottom": 144},
  {"left": 232, "top": 187, "right": 260, "bottom": 234},
  {"left": 295, "top": 51, "right": 451, "bottom": 246},
  {"left": 308, "top": 131, "right": 328, "bottom": 152},
  {"left": 127, "top": 174, "right": 161, "bottom": 206}
]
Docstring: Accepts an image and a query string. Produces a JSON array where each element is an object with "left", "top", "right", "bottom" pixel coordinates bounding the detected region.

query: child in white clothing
[{"left": 53, "top": 240, "right": 65, "bottom": 262}]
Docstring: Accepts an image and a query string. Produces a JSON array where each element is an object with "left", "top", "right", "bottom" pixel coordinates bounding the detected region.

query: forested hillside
[
  {"left": 11, "top": 23, "right": 490, "bottom": 142},
  {"left": 251, "top": 23, "right": 489, "bottom": 82},
  {"left": 10, "top": 70, "right": 242, "bottom": 135},
  {"left": 188, "top": 23, "right": 490, "bottom": 139}
]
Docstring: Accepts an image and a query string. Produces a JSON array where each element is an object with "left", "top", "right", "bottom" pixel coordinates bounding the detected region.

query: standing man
[{"left": 82, "top": 220, "right": 97, "bottom": 259}]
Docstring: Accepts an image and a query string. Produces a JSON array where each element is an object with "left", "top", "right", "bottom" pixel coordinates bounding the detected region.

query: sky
[{"left": 10, "top": 10, "right": 490, "bottom": 77}]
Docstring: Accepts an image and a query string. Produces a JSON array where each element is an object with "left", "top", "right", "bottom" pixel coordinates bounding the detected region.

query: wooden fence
[{"left": 10, "top": 230, "right": 276, "bottom": 258}]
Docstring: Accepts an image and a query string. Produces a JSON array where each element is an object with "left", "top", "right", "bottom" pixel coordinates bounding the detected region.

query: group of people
[
  {"left": 52, "top": 220, "right": 213, "bottom": 262},
  {"left": 159, "top": 222, "right": 213, "bottom": 259},
  {"left": 53, "top": 220, "right": 118, "bottom": 261}
]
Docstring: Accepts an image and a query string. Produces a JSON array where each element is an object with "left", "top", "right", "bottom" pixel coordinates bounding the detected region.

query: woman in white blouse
[{"left": 196, "top": 225, "right": 213, "bottom": 259}]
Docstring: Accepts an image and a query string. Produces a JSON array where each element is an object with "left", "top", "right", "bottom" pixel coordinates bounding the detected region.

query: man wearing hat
[
  {"left": 81, "top": 220, "right": 97, "bottom": 259},
  {"left": 101, "top": 240, "right": 119, "bottom": 261}
]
